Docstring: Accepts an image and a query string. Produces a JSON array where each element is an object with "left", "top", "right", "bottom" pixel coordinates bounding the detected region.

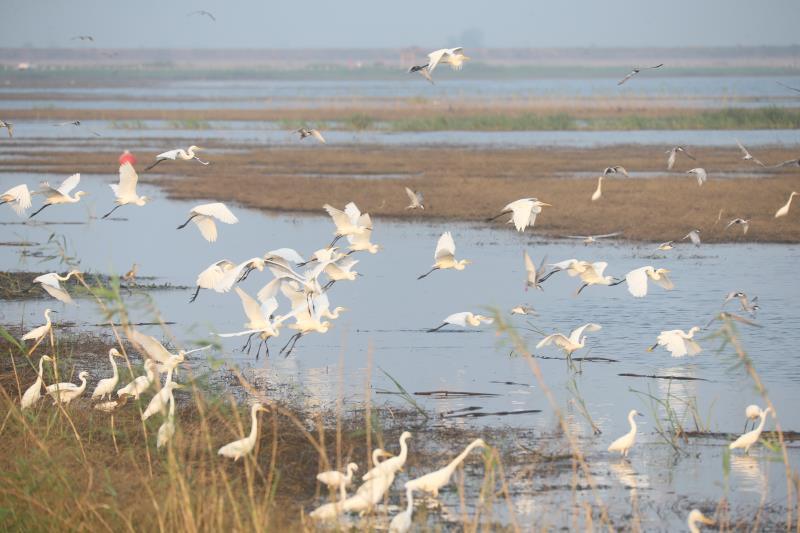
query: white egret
[
  {"left": 404, "top": 187, "right": 424, "bottom": 209},
  {"left": 724, "top": 218, "right": 750, "bottom": 234},
  {"left": 730, "top": 407, "right": 772, "bottom": 454},
  {"left": 29, "top": 174, "right": 88, "bottom": 218},
  {"left": 144, "top": 145, "right": 208, "bottom": 171},
  {"left": 33, "top": 270, "right": 81, "bottom": 304},
  {"left": 217, "top": 286, "right": 296, "bottom": 358},
  {"left": 536, "top": 323, "right": 602, "bottom": 362},
  {"left": 21, "top": 308, "right": 56, "bottom": 344},
  {"left": 389, "top": 488, "right": 415, "bottom": 533},
  {"left": 322, "top": 258, "right": 359, "bottom": 289},
  {"left": 774, "top": 191, "right": 798, "bottom": 218},
  {"left": 102, "top": 162, "right": 150, "bottom": 219},
  {"left": 94, "top": 395, "right": 129, "bottom": 413},
  {"left": 573, "top": 262, "right": 621, "bottom": 295},
  {"left": 565, "top": 232, "right": 623, "bottom": 245},
  {"left": 682, "top": 229, "right": 701, "bottom": 246},
  {"left": 647, "top": 327, "right": 702, "bottom": 357},
  {"left": 117, "top": 359, "right": 158, "bottom": 399},
  {"left": 218, "top": 403, "right": 268, "bottom": 460},
  {"left": 623, "top": 266, "right": 674, "bottom": 298},
  {"left": 603, "top": 165, "right": 629, "bottom": 177},
  {"left": 0, "top": 119, "right": 13, "bottom": 137},
  {"left": 176, "top": 202, "right": 238, "bottom": 243},
  {"left": 666, "top": 146, "right": 695, "bottom": 170},
  {"left": 0, "top": 184, "right": 32, "bottom": 216},
  {"left": 591, "top": 176, "right": 603, "bottom": 201},
  {"left": 190, "top": 259, "right": 235, "bottom": 302},
  {"left": 346, "top": 213, "right": 380, "bottom": 254},
  {"left": 46, "top": 370, "right": 89, "bottom": 405},
  {"left": 323, "top": 202, "right": 369, "bottom": 247},
  {"left": 485, "top": 198, "right": 551, "bottom": 232},
  {"left": 142, "top": 370, "right": 182, "bottom": 421},
  {"left": 735, "top": 140, "right": 765, "bottom": 167},
  {"left": 686, "top": 168, "right": 707, "bottom": 186},
  {"left": 281, "top": 292, "right": 338, "bottom": 356},
  {"left": 91, "top": 348, "right": 122, "bottom": 400},
  {"left": 617, "top": 63, "right": 663, "bottom": 85},
  {"left": 317, "top": 462, "right": 359, "bottom": 500},
  {"left": 404, "top": 438, "right": 486, "bottom": 496},
  {"left": 539, "top": 258, "right": 591, "bottom": 283},
  {"left": 523, "top": 250, "right": 547, "bottom": 291},
  {"left": 363, "top": 431, "right": 412, "bottom": 481},
  {"left": 427, "top": 312, "right": 493, "bottom": 332},
  {"left": 744, "top": 404, "right": 763, "bottom": 432},
  {"left": 297, "top": 128, "right": 326, "bottom": 144},
  {"left": 607, "top": 409, "right": 642, "bottom": 457},
  {"left": 320, "top": 450, "right": 391, "bottom": 518},
  {"left": 687, "top": 509, "right": 715, "bottom": 533},
  {"left": 20, "top": 355, "right": 53, "bottom": 410},
  {"left": 417, "top": 231, "right": 471, "bottom": 279},
  {"left": 157, "top": 392, "right": 176, "bottom": 448},
  {"left": 511, "top": 305, "right": 537, "bottom": 316},
  {"left": 426, "top": 47, "right": 470, "bottom": 72}
]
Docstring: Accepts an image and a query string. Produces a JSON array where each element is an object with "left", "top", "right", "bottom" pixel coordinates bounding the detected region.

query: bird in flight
[
  {"left": 404, "top": 187, "right": 424, "bottom": 210},
  {"left": 408, "top": 64, "right": 434, "bottom": 84},
  {"left": 53, "top": 120, "right": 101, "bottom": 136},
  {"left": 603, "top": 166, "right": 628, "bottom": 177},
  {"left": 297, "top": 128, "right": 326, "bottom": 144},
  {"left": 187, "top": 10, "right": 216, "bottom": 21},
  {"left": 71, "top": 35, "right": 94, "bottom": 42},
  {"left": 735, "top": 140, "right": 765, "bottom": 167},
  {"left": 682, "top": 229, "right": 701, "bottom": 247},
  {"left": 426, "top": 47, "right": 470, "bottom": 73},
  {"left": 0, "top": 119, "right": 13, "bottom": 138},
  {"left": 564, "top": 232, "right": 623, "bottom": 245},
  {"left": 686, "top": 168, "right": 707, "bottom": 186},
  {"left": 776, "top": 81, "right": 800, "bottom": 93},
  {"left": 724, "top": 218, "right": 750, "bottom": 235},
  {"left": 617, "top": 64, "right": 663, "bottom": 86},
  {"left": 666, "top": 146, "right": 695, "bottom": 170}
]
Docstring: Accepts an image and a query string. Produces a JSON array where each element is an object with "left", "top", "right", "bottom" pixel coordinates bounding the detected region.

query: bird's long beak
[
  {"left": 699, "top": 515, "right": 715, "bottom": 525},
  {"left": 539, "top": 202, "right": 552, "bottom": 207}
]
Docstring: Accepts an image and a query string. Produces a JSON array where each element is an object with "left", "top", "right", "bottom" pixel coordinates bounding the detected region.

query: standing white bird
[
  {"left": 682, "top": 229, "right": 701, "bottom": 247},
  {"left": 144, "top": 145, "right": 208, "bottom": 171},
  {"left": 427, "top": 312, "right": 493, "bottom": 332},
  {"left": 218, "top": 403, "right": 268, "bottom": 460},
  {"left": 607, "top": 409, "right": 642, "bottom": 457},
  {"left": 647, "top": 327, "right": 702, "bottom": 357},
  {"left": 687, "top": 509, "right": 715, "bottom": 533},
  {"left": 486, "top": 198, "right": 551, "bottom": 232},
  {"left": 617, "top": 64, "right": 664, "bottom": 85},
  {"left": 426, "top": 47, "right": 470, "bottom": 73},
  {"left": 157, "top": 392, "right": 176, "bottom": 448},
  {"left": 389, "top": 488, "right": 415, "bottom": 533},
  {"left": 729, "top": 407, "right": 772, "bottom": 454},
  {"left": 20, "top": 355, "right": 53, "bottom": 410},
  {"left": 524, "top": 250, "right": 548, "bottom": 291},
  {"left": 46, "top": 370, "right": 89, "bottom": 405},
  {"left": 176, "top": 202, "right": 238, "bottom": 242},
  {"left": 417, "top": 231, "right": 471, "bottom": 279},
  {"left": 591, "top": 176, "right": 603, "bottom": 201},
  {"left": 622, "top": 266, "right": 674, "bottom": 298},
  {"left": 141, "top": 370, "right": 183, "bottom": 421},
  {"left": 317, "top": 462, "right": 359, "bottom": 500},
  {"left": 33, "top": 270, "right": 81, "bottom": 304},
  {"left": 404, "top": 438, "right": 486, "bottom": 496},
  {"left": 102, "top": 162, "right": 150, "bottom": 219},
  {"left": 29, "top": 174, "right": 88, "bottom": 218},
  {"left": 686, "top": 168, "right": 708, "bottom": 186},
  {"left": 296, "top": 128, "right": 326, "bottom": 144},
  {"left": 724, "top": 218, "right": 750, "bottom": 234},
  {"left": 117, "top": 359, "right": 158, "bottom": 399},
  {"left": 21, "top": 308, "right": 56, "bottom": 344},
  {"left": 363, "top": 431, "right": 412, "bottom": 481},
  {"left": 744, "top": 404, "right": 763, "bottom": 432},
  {"left": 323, "top": 202, "right": 370, "bottom": 247},
  {"left": 404, "top": 187, "right": 424, "bottom": 210},
  {"left": 91, "top": 348, "right": 122, "bottom": 400},
  {"left": 735, "top": 140, "right": 765, "bottom": 167},
  {"left": 0, "top": 184, "right": 32, "bottom": 216},
  {"left": 666, "top": 146, "right": 695, "bottom": 170},
  {"left": 774, "top": 191, "right": 798, "bottom": 218},
  {"left": 536, "top": 323, "right": 602, "bottom": 362}
]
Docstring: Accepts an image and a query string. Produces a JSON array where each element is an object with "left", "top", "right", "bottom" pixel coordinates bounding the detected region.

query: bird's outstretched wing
[
  {"left": 310, "top": 129, "right": 326, "bottom": 144},
  {"left": 128, "top": 329, "right": 172, "bottom": 363},
  {"left": 434, "top": 231, "right": 456, "bottom": 261},
  {"left": 117, "top": 162, "right": 139, "bottom": 197},
  {"left": 193, "top": 202, "right": 238, "bottom": 224},
  {"left": 426, "top": 49, "right": 448, "bottom": 73},
  {"left": 57, "top": 173, "right": 81, "bottom": 195}
]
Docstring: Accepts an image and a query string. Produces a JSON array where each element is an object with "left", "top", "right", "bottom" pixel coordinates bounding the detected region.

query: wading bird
[
  {"left": 427, "top": 311, "right": 493, "bottom": 332},
  {"left": 744, "top": 404, "right": 763, "bottom": 432},
  {"left": 142, "top": 370, "right": 183, "bottom": 421},
  {"left": 687, "top": 509, "right": 715, "bottom": 533},
  {"left": 191, "top": 259, "right": 235, "bottom": 302},
  {"left": 297, "top": 128, "right": 326, "bottom": 144},
  {"left": 404, "top": 186, "right": 424, "bottom": 209},
  {"left": 774, "top": 191, "right": 798, "bottom": 218},
  {"left": 218, "top": 403, "right": 268, "bottom": 460},
  {"left": 648, "top": 327, "right": 702, "bottom": 357},
  {"left": 217, "top": 286, "right": 296, "bottom": 358},
  {"left": 281, "top": 292, "right": 339, "bottom": 356},
  {"left": 418, "top": 231, "right": 471, "bottom": 279},
  {"left": 404, "top": 438, "right": 486, "bottom": 497},
  {"left": 622, "top": 266, "right": 674, "bottom": 298},
  {"left": 317, "top": 462, "right": 359, "bottom": 500},
  {"left": 323, "top": 202, "right": 370, "bottom": 248},
  {"left": 729, "top": 407, "right": 772, "bottom": 454},
  {"left": 20, "top": 355, "right": 53, "bottom": 410},
  {"left": 735, "top": 139, "right": 765, "bottom": 167},
  {"left": 573, "top": 262, "right": 621, "bottom": 295},
  {"left": 426, "top": 47, "right": 470, "bottom": 72},
  {"left": 486, "top": 198, "right": 551, "bottom": 232},
  {"left": 524, "top": 251, "right": 548, "bottom": 291},
  {"left": 565, "top": 232, "right": 623, "bottom": 245},
  {"left": 187, "top": 9, "right": 216, "bottom": 20},
  {"left": 603, "top": 165, "right": 629, "bottom": 177},
  {"left": 537, "top": 323, "right": 602, "bottom": 363},
  {"left": 144, "top": 145, "right": 208, "bottom": 171},
  {"left": 46, "top": 370, "right": 89, "bottom": 405},
  {"left": 94, "top": 395, "right": 129, "bottom": 413},
  {"left": 102, "top": 162, "right": 150, "bottom": 219},
  {"left": 725, "top": 218, "right": 750, "bottom": 234},
  {"left": 686, "top": 168, "right": 707, "bottom": 186},
  {"left": 157, "top": 392, "right": 176, "bottom": 448},
  {"left": 91, "top": 348, "right": 122, "bottom": 400},
  {"left": 666, "top": 146, "right": 695, "bottom": 170},
  {"left": 363, "top": 431, "right": 412, "bottom": 480},
  {"left": 117, "top": 359, "right": 158, "bottom": 399},
  {"left": 0, "top": 119, "right": 13, "bottom": 137},
  {"left": 0, "top": 184, "right": 31, "bottom": 216},
  {"left": 617, "top": 63, "right": 663, "bottom": 85},
  {"left": 608, "top": 409, "right": 642, "bottom": 457},
  {"left": 389, "top": 488, "right": 415, "bottom": 533},
  {"left": 591, "top": 176, "right": 603, "bottom": 201},
  {"left": 408, "top": 64, "right": 434, "bottom": 84},
  {"left": 21, "top": 308, "right": 56, "bottom": 345},
  {"left": 128, "top": 329, "right": 209, "bottom": 374},
  {"left": 176, "top": 202, "right": 238, "bottom": 242},
  {"left": 33, "top": 270, "right": 81, "bottom": 304},
  {"left": 682, "top": 229, "right": 701, "bottom": 247},
  {"left": 29, "top": 174, "right": 88, "bottom": 218}
]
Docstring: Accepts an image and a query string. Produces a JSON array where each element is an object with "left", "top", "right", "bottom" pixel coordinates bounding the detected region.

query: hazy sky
[{"left": 1, "top": 0, "right": 798, "bottom": 49}]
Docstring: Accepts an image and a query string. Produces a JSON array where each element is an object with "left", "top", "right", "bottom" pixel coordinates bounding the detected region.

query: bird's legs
[
  {"left": 143, "top": 159, "right": 164, "bottom": 172},
  {"left": 188, "top": 285, "right": 202, "bottom": 303},
  {"left": 193, "top": 156, "right": 210, "bottom": 166},
  {"left": 323, "top": 280, "right": 336, "bottom": 291},
  {"left": 537, "top": 269, "right": 561, "bottom": 283},
  {"left": 242, "top": 333, "right": 256, "bottom": 353},
  {"left": 417, "top": 267, "right": 439, "bottom": 280},
  {"left": 280, "top": 333, "right": 302, "bottom": 357},
  {"left": 327, "top": 235, "right": 342, "bottom": 249},
  {"left": 101, "top": 204, "right": 123, "bottom": 219},
  {"left": 176, "top": 214, "right": 198, "bottom": 230},
  {"left": 28, "top": 203, "right": 51, "bottom": 219},
  {"left": 237, "top": 265, "right": 255, "bottom": 283},
  {"left": 426, "top": 323, "right": 447, "bottom": 333},
  {"left": 484, "top": 212, "right": 506, "bottom": 223}
]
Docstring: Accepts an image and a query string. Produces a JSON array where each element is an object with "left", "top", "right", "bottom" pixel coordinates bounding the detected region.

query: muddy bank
[{"left": 0, "top": 271, "right": 187, "bottom": 301}]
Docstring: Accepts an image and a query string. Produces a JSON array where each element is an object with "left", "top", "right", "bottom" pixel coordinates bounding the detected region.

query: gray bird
[{"left": 617, "top": 63, "right": 664, "bottom": 86}]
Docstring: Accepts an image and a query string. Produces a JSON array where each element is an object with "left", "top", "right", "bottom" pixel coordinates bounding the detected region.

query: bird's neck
[
  {"left": 445, "top": 440, "right": 481, "bottom": 473},
  {"left": 110, "top": 355, "right": 119, "bottom": 377},
  {"left": 628, "top": 414, "right": 637, "bottom": 434},
  {"left": 754, "top": 411, "right": 769, "bottom": 434},
  {"left": 247, "top": 408, "right": 260, "bottom": 443}
]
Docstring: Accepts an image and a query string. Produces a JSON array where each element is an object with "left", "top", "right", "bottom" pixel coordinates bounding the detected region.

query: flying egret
[
  {"left": 141, "top": 370, "right": 183, "bottom": 421},
  {"left": 322, "top": 257, "right": 359, "bottom": 289},
  {"left": 389, "top": 488, "right": 415, "bottom": 533},
  {"left": 363, "top": 431, "right": 412, "bottom": 480},
  {"left": 157, "top": 392, "right": 176, "bottom": 448},
  {"left": 46, "top": 370, "right": 89, "bottom": 405},
  {"left": 774, "top": 191, "right": 798, "bottom": 218},
  {"left": 603, "top": 166, "right": 629, "bottom": 177},
  {"left": 647, "top": 327, "right": 702, "bottom": 357},
  {"left": 682, "top": 229, "right": 701, "bottom": 247},
  {"left": 218, "top": 403, "right": 269, "bottom": 460},
  {"left": 573, "top": 262, "right": 621, "bottom": 295},
  {"left": 117, "top": 359, "right": 157, "bottom": 399},
  {"left": 0, "top": 184, "right": 31, "bottom": 216},
  {"left": 511, "top": 305, "right": 537, "bottom": 316},
  {"left": 408, "top": 64, "right": 434, "bottom": 84},
  {"left": 91, "top": 348, "right": 122, "bottom": 400},
  {"left": 144, "top": 145, "right": 208, "bottom": 171},
  {"left": 345, "top": 213, "right": 380, "bottom": 254},
  {"left": 666, "top": 146, "right": 695, "bottom": 170},
  {"left": 317, "top": 462, "right": 359, "bottom": 500},
  {"left": 536, "top": 323, "right": 602, "bottom": 363},
  {"left": 724, "top": 218, "right": 750, "bottom": 234},
  {"left": 323, "top": 202, "right": 369, "bottom": 247},
  {"left": 21, "top": 308, "right": 56, "bottom": 345},
  {"left": 102, "top": 162, "right": 150, "bottom": 219},
  {"left": 404, "top": 187, "right": 424, "bottom": 209},
  {"left": 591, "top": 176, "right": 603, "bottom": 201},
  {"left": 622, "top": 266, "right": 674, "bottom": 298},
  {"left": 187, "top": 9, "right": 216, "bottom": 20},
  {"left": 426, "top": 47, "right": 470, "bottom": 72},
  {"left": 216, "top": 286, "right": 296, "bottom": 358},
  {"left": 33, "top": 270, "right": 81, "bottom": 304},
  {"left": 176, "top": 202, "right": 238, "bottom": 242},
  {"left": 607, "top": 410, "right": 642, "bottom": 457},
  {"left": 687, "top": 509, "right": 715, "bottom": 533},
  {"left": 486, "top": 198, "right": 551, "bottom": 232},
  {"left": 296, "top": 127, "right": 326, "bottom": 144},
  {"left": 744, "top": 404, "right": 763, "bottom": 432},
  {"left": 190, "top": 259, "right": 235, "bottom": 302},
  {"left": 565, "top": 232, "right": 623, "bottom": 245},
  {"left": 617, "top": 64, "right": 663, "bottom": 85},
  {"left": 523, "top": 250, "right": 548, "bottom": 291},
  {"left": 127, "top": 329, "right": 208, "bottom": 373},
  {"left": 538, "top": 258, "right": 591, "bottom": 283},
  {"left": 686, "top": 168, "right": 707, "bottom": 186},
  {"left": 281, "top": 292, "right": 337, "bottom": 356},
  {"left": 20, "top": 355, "right": 53, "bottom": 410},
  {"left": 0, "top": 119, "right": 13, "bottom": 137},
  {"left": 729, "top": 407, "right": 772, "bottom": 454},
  {"left": 735, "top": 140, "right": 765, "bottom": 167},
  {"left": 417, "top": 231, "right": 471, "bottom": 279},
  {"left": 427, "top": 312, "right": 493, "bottom": 332},
  {"left": 29, "top": 174, "right": 88, "bottom": 218},
  {"left": 404, "top": 438, "right": 486, "bottom": 497}
]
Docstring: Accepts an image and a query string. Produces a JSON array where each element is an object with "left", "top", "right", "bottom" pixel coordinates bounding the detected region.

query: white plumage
[
  {"left": 623, "top": 266, "right": 674, "bottom": 298},
  {"left": 649, "top": 326, "right": 702, "bottom": 357},
  {"left": 177, "top": 202, "right": 239, "bottom": 242},
  {"left": 607, "top": 409, "right": 642, "bottom": 457},
  {"left": 0, "top": 184, "right": 32, "bottom": 216},
  {"left": 218, "top": 403, "right": 268, "bottom": 460}
]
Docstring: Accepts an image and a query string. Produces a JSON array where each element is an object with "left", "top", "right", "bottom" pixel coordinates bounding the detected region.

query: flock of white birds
[{"left": 2, "top": 49, "right": 795, "bottom": 531}]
